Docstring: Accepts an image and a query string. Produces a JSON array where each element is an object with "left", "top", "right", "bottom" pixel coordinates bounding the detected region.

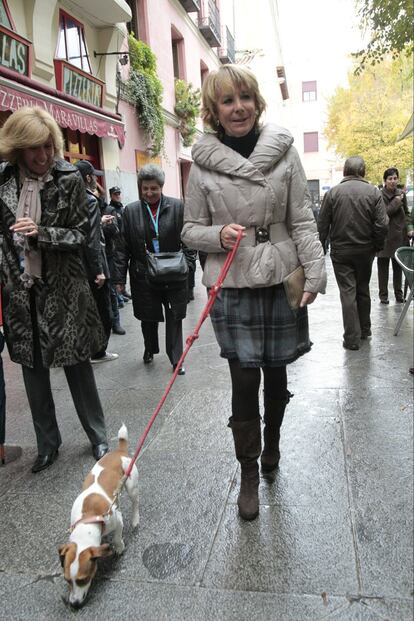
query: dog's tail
[{"left": 118, "top": 424, "right": 128, "bottom": 452}]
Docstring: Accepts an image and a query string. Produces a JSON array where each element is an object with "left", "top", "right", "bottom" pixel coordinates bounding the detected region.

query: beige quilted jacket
[{"left": 182, "top": 124, "right": 327, "bottom": 292}]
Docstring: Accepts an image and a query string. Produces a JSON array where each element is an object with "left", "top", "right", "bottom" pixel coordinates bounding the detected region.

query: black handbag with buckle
[{"left": 146, "top": 249, "right": 189, "bottom": 285}]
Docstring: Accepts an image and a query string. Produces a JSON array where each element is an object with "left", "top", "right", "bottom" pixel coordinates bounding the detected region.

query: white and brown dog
[{"left": 58, "top": 424, "right": 139, "bottom": 608}]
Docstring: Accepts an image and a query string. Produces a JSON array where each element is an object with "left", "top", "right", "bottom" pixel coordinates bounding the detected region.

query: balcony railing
[
  {"left": 218, "top": 26, "right": 235, "bottom": 64},
  {"left": 198, "top": 0, "right": 221, "bottom": 48},
  {"left": 178, "top": 0, "right": 201, "bottom": 12}
]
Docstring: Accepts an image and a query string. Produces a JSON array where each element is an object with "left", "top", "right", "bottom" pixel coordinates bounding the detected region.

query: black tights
[{"left": 228, "top": 359, "right": 287, "bottom": 422}]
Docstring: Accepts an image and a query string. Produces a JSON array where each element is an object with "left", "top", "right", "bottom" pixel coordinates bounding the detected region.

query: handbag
[
  {"left": 146, "top": 249, "right": 189, "bottom": 285},
  {"left": 283, "top": 265, "right": 305, "bottom": 310}
]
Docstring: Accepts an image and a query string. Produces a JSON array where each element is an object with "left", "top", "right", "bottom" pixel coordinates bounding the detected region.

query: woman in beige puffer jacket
[{"left": 182, "top": 64, "right": 326, "bottom": 521}]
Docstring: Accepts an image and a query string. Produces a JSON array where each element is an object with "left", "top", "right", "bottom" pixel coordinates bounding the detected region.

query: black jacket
[
  {"left": 102, "top": 200, "right": 123, "bottom": 258},
  {"left": 83, "top": 189, "right": 109, "bottom": 280},
  {"left": 114, "top": 195, "right": 196, "bottom": 322},
  {"left": 318, "top": 176, "right": 389, "bottom": 255}
]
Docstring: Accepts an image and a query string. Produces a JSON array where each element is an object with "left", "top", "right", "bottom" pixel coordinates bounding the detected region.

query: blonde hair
[
  {"left": 201, "top": 64, "right": 266, "bottom": 132},
  {"left": 0, "top": 106, "right": 64, "bottom": 164}
]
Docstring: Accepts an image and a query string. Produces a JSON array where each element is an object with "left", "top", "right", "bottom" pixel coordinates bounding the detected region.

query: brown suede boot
[
  {"left": 228, "top": 417, "right": 261, "bottom": 521},
  {"left": 261, "top": 391, "right": 292, "bottom": 478}
]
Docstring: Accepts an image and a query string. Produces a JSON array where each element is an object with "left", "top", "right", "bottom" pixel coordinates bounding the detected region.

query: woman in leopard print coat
[{"left": 0, "top": 107, "right": 108, "bottom": 472}]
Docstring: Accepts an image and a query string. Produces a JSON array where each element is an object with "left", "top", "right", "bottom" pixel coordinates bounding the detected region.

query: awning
[
  {"left": 0, "top": 77, "right": 125, "bottom": 145},
  {"left": 397, "top": 113, "right": 414, "bottom": 142}
]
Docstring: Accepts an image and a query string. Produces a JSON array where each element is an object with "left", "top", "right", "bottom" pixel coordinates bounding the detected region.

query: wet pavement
[{"left": 0, "top": 256, "right": 412, "bottom": 620}]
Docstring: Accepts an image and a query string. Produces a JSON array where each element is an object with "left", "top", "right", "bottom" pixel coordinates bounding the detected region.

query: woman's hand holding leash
[{"left": 220, "top": 223, "right": 246, "bottom": 249}]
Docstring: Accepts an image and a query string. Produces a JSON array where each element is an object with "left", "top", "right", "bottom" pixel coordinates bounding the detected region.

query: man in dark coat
[
  {"left": 318, "top": 156, "right": 389, "bottom": 350},
  {"left": 103, "top": 186, "right": 127, "bottom": 334},
  {"left": 75, "top": 160, "right": 118, "bottom": 363},
  {"left": 377, "top": 167, "right": 409, "bottom": 304},
  {"left": 114, "top": 164, "right": 196, "bottom": 374}
]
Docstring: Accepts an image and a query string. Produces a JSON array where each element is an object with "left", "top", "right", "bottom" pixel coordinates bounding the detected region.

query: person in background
[
  {"left": 182, "top": 65, "right": 326, "bottom": 521},
  {"left": 377, "top": 167, "right": 409, "bottom": 304},
  {"left": 0, "top": 107, "right": 108, "bottom": 472},
  {"left": 107, "top": 186, "right": 131, "bottom": 307},
  {"left": 75, "top": 160, "right": 118, "bottom": 363},
  {"left": 102, "top": 186, "right": 126, "bottom": 335},
  {"left": 114, "top": 164, "right": 196, "bottom": 375},
  {"left": 318, "top": 156, "right": 388, "bottom": 350}
]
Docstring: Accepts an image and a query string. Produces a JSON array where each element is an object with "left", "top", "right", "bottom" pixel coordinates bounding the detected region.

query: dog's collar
[{"left": 70, "top": 515, "right": 106, "bottom": 532}]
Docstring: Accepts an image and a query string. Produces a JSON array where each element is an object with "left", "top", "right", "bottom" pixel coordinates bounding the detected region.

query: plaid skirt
[{"left": 210, "top": 284, "right": 311, "bottom": 368}]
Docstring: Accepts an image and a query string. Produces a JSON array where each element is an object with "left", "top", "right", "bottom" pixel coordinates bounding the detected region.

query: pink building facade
[{"left": 118, "top": 0, "right": 235, "bottom": 203}]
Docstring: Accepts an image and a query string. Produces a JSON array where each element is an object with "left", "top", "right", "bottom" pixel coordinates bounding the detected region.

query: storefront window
[
  {"left": 0, "top": 0, "right": 12, "bottom": 29},
  {"left": 56, "top": 11, "right": 91, "bottom": 73},
  {"left": 63, "top": 128, "right": 101, "bottom": 174}
]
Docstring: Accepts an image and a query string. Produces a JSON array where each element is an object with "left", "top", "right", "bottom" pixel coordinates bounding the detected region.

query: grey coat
[
  {"left": 0, "top": 159, "right": 105, "bottom": 368},
  {"left": 182, "top": 124, "right": 326, "bottom": 293}
]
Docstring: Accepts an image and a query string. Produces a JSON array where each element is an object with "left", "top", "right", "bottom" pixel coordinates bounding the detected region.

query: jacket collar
[
  {"left": 191, "top": 124, "right": 294, "bottom": 181},
  {"left": 340, "top": 175, "right": 368, "bottom": 184}
]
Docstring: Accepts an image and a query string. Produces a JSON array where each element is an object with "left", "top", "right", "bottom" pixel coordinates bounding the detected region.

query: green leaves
[
  {"left": 354, "top": 0, "right": 414, "bottom": 74},
  {"left": 126, "top": 35, "right": 164, "bottom": 156},
  {"left": 174, "top": 79, "right": 201, "bottom": 147}
]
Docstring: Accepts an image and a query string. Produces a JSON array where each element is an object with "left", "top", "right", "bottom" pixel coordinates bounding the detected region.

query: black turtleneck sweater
[{"left": 222, "top": 127, "right": 259, "bottom": 159}]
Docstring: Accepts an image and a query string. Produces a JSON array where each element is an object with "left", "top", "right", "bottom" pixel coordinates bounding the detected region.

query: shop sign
[
  {"left": 0, "top": 26, "right": 31, "bottom": 76},
  {"left": 135, "top": 150, "right": 161, "bottom": 170},
  {"left": 0, "top": 80, "right": 125, "bottom": 145},
  {"left": 54, "top": 59, "right": 103, "bottom": 108}
]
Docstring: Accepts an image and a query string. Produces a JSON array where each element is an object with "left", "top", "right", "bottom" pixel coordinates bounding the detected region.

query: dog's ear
[
  {"left": 58, "top": 543, "right": 76, "bottom": 567},
  {"left": 89, "top": 543, "right": 113, "bottom": 560},
  {"left": 58, "top": 544, "right": 69, "bottom": 567}
]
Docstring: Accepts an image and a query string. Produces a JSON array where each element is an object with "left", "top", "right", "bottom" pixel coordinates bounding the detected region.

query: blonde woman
[
  {"left": 0, "top": 107, "right": 108, "bottom": 472},
  {"left": 182, "top": 65, "right": 326, "bottom": 520}
]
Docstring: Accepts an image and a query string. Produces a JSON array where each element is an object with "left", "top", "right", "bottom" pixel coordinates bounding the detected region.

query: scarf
[{"left": 14, "top": 168, "right": 53, "bottom": 288}]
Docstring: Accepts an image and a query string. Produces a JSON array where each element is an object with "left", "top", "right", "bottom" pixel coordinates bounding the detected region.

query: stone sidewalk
[{"left": 0, "top": 257, "right": 412, "bottom": 620}]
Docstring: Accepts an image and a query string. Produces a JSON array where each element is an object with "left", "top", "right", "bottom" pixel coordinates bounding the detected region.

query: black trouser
[
  {"left": 21, "top": 295, "right": 107, "bottom": 455},
  {"left": 90, "top": 280, "right": 112, "bottom": 358},
  {"left": 377, "top": 256, "right": 403, "bottom": 301},
  {"left": 141, "top": 313, "right": 183, "bottom": 366},
  {"left": 107, "top": 255, "right": 120, "bottom": 326},
  {"left": 331, "top": 250, "right": 374, "bottom": 345},
  {"left": 228, "top": 360, "right": 287, "bottom": 422}
]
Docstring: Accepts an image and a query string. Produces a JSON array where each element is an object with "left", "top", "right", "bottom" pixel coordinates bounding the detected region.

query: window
[
  {"left": 302, "top": 81, "right": 317, "bottom": 102},
  {"left": 56, "top": 11, "right": 91, "bottom": 73},
  {"left": 0, "top": 0, "right": 13, "bottom": 29},
  {"left": 304, "top": 132, "right": 319, "bottom": 153},
  {"left": 126, "top": 0, "right": 148, "bottom": 42},
  {"left": 171, "top": 27, "right": 184, "bottom": 80}
]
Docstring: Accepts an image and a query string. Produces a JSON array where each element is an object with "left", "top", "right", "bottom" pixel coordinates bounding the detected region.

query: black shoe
[
  {"left": 173, "top": 364, "right": 185, "bottom": 375},
  {"left": 361, "top": 330, "right": 372, "bottom": 340},
  {"left": 31, "top": 449, "right": 59, "bottom": 473},
  {"left": 92, "top": 443, "right": 109, "bottom": 461},
  {"left": 395, "top": 295, "right": 404, "bottom": 303},
  {"left": 112, "top": 324, "right": 126, "bottom": 335},
  {"left": 343, "top": 341, "right": 359, "bottom": 351},
  {"left": 143, "top": 350, "right": 153, "bottom": 364}
]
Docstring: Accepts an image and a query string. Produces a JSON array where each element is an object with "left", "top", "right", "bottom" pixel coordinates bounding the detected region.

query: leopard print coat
[{"left": 0, "top": 159, "right": 105, "bottom": 368}]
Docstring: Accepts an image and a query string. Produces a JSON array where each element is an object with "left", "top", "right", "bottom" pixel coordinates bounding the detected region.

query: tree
[
  {"left": 354, "top": 0, "right": 414, "bottom": 73},
  {"left": 325, "top": 55, "right": 413, "bottom": 184}
]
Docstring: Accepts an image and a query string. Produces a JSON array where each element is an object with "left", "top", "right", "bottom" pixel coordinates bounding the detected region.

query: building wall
[{"left": 118, "top": 0, "right": 229, "bottom": 203}]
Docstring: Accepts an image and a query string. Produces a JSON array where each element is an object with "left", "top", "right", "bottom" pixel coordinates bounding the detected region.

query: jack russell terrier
[{"left": 58, "top": 424, "right": 139, "bottom": 608}]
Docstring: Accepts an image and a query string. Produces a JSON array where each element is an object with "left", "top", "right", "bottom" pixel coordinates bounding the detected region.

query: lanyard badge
[{"left": 145, "top": 202, "right": 160, "bottom": 253}]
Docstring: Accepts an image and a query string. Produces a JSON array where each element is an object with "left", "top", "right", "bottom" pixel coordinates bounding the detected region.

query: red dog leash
[{"left": 122, "top": 229, "right": 243, "bottom": 483}]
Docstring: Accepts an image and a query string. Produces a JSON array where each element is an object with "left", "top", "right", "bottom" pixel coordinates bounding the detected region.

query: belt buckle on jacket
[{"left": 255, "top": 226, "right": 269, "bottom": 244}]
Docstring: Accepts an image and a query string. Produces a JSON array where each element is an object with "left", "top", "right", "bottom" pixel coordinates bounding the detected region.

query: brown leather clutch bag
[{"left": 283, "top": 266, "right": 305, "bottom": 310}]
